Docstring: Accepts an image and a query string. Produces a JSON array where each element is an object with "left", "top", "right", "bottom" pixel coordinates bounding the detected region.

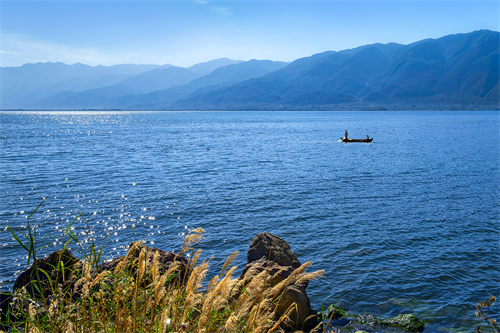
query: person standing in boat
[{"left": 344, "top": 130, "right": 348, "bottom": 139}]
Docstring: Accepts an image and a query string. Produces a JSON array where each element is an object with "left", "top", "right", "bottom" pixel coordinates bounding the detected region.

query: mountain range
[{"left": 1, "top": 30, "right": 498, "bottom": 110}]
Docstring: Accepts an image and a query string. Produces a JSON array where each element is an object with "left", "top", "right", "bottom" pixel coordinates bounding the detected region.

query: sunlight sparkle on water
[{"left": 1, "top": 110, "right": 498, "bottom": 332}]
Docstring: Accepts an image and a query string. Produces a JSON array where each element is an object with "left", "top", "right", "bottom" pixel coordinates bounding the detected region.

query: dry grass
[{"left": 4, "top": 226, "right": 324, "bottom": 333}]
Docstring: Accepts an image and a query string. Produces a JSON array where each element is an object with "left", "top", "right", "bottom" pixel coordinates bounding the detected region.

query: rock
[
  {"left": 246, "top": 232, "right": 301, "bottom": 269},
  {"left": 96, "top": 256, "right": 124, "bottom": 272},
  {"left": 8, "top": 249, "right": 79, "bottom": 327},
  {"left": 129, "top": 242, "right": 191, "bottom": 282},
  {"left": 97, "top": 242, "right": 192, "bottom": 285},
  {"left": 275, "top": 283, "right": 311, "bottom": 326},
  {"left": 13, "top": 249, "right": 79, "bottom": 299},
  {"left": 240, "top": 233, "right": 319, "bottom": 332},
  {"left": 356, "top": 313, "right": 382, "bottom": 327},
  {"left": 382, "top": 313, "right": 426, "bottom": 332},
  {"left": 240, "top": 257, "right": 295, "bottom": 285}
]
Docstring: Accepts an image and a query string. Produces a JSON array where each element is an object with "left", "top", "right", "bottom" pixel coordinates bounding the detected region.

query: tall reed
[{"left": 4, "top": 202, "right": 324, "bottom": 333}]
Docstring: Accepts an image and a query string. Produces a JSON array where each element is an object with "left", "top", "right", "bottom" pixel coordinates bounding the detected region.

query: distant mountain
[
  {"left": 363, "top": 30, "right": 500, "bottom": 103},
  {"left": 0, "top": 58, "right": 239, "bottom": 109},
  {"left": 174, "top": 30, "right": 499, "bottom": 110},
  {"left": 38, "top": 85, "right": 138, "bottom": 109},
  {"left": 33, "top": 59, "right": 286, "bottom": 109},
  {"left": 187, "top": 58, "right": 244, "bottom": 76},
  {"left": 112, "top": 66, "right": 200, "bottom": 93},
  {"left": 114, "top": 59, "right": 289, "bottom": 109},
  {"left": 41, "top": 66, "right": 201, "bottom": 109},
  {"left": 0, "top": 62, "right": 170, "bottom": 108},
  {"left": 1, "top": 30, "right": 498, "bottom": 110}
]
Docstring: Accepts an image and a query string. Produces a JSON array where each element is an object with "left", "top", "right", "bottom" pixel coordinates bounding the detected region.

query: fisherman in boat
[
  {"left": 366, "top": 135, "right": 370, "bottom": 140},
  {"left": 344, "top": 130, "right": 348, "bottom": 139}
]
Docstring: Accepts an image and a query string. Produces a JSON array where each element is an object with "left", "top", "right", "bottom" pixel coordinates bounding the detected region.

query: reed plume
[{"left": 5, "top": 222, "right": 324, "bottom": 333}]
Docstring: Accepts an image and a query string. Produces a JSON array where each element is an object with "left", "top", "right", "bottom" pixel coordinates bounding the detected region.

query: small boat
[{"left": 340, "top": 137, "right": 373, "bottom": 143}]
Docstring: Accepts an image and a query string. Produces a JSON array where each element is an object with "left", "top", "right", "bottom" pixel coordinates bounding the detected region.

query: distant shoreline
[{"left": 1, "top": 105, "right": 499, "bottom": 112}]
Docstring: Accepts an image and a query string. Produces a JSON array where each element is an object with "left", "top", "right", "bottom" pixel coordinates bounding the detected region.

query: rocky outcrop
[
  {"left": 8, "top": 242, "right": 191, "bottom": 304},
  {"left": 4, "top": 234, "right": 426, "bottom": 333},
  {"left": 13, "top": 248, "right": 79, "bottom": 299},
  {"left": 352, "top": 312, "right": 426, "bottom": 332},
  {"left": 239, "top": 232, "right": 321, "bottom": 332},
  {"left": 97, "top": 242, "right": 191, "bottom": 284},
  {"left": 245, "top": 232, "right": 301, "bottom": 269},
  {"left": 382, "top": 314, "right": 426, "bottom": 332}
]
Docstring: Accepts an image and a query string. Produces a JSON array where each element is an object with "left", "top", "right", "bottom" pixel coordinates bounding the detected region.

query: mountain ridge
[
  {"left": 173, "top": 30, "right": 498, "bottom": 110},
  {"left": 1, "top": 30, "right": 498, "bottom": 110}
]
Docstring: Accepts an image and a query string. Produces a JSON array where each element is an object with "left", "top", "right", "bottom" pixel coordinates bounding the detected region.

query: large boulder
[
  {"left": 13, "top": 249, "right": 79, "bottom": 299},
  {"left": 240, "top": 232, "right": 320, "bottom": 332},
  {"left": 97, "top": 242, "right": 192, "bottom": 285},
  {"left": 246, "top": 232, "right": 301, "bottom": 269}
]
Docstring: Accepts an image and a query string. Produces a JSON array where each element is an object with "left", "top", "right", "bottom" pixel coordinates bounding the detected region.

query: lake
[{"left": 1, "top": 110, "right": 499, "bottom": 331}]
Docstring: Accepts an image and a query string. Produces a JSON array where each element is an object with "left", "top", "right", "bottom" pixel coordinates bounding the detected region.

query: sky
[{"left": 1, "top": 0, "right": 499, "bottom": 68}]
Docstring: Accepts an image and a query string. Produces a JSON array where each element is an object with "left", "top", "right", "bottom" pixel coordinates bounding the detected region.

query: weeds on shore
[
  {"left": 5, "top": 201, "right": 496, "bottom": 332},
  {"left": 2, "top": 201, "right": 323, "bottom": 333},
  {"left": 476, "top": 296, "right": 499, "bottom": 333}
]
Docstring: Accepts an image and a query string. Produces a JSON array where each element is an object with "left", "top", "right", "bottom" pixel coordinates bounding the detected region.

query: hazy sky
[{"left": 1, "top": 0, "right": 498, "bottom": 67}]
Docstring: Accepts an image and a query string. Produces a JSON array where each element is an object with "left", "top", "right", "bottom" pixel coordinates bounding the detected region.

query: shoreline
[
  {"left": 0, "top": 228, "right": 439, "bottom": 333},
  {"left": 1, "top": 105, "right": 499, "bottom": 112}
]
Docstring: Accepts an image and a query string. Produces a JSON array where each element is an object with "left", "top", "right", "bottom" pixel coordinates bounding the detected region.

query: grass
[
  {"left": 2, "top": 201, "right": 324, "bottom": 333},
  {"left": 3, "top": 201, "right": 498, "bottom": 332}
]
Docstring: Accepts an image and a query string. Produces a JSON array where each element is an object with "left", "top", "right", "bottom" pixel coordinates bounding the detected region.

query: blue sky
[{"left": 1, "top": 0, "right": 498, "bottom": 67}]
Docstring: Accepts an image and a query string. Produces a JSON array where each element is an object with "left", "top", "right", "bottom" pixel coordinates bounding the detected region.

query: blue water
[{"left": 1, "top": 111, "right": 499, "bottom": 331}]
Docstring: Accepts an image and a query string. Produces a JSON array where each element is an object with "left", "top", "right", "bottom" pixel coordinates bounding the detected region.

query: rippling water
[{"left": 1, "top": 110, "right": 499, "bottom": 331}]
